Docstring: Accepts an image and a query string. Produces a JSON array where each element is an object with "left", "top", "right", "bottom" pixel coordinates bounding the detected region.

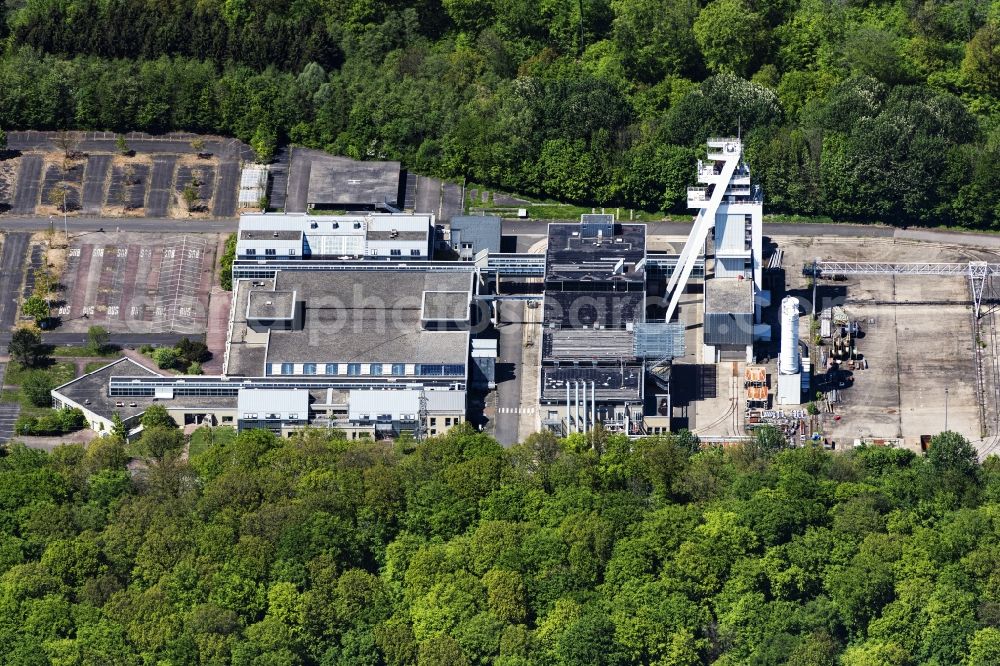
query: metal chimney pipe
[
  {"left": 566, "top": 381, "right": 571, "bottom": 436},
  {"left": 571, "top": 381, "right": 576, "bottom": 433},
  {"left": 591, "top": 381, "right": 596, "bottom": 433},
  {"left": 575, "top": 381, "right": 581, "bottom": 433}
]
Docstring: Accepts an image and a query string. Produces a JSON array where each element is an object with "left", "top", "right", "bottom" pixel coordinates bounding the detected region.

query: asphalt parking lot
[
  {"left": 81, "top": 155, "right": 112, "bottom": 214},
  {"left": 57, "top": 232, "right": 221, "bottom": 334},
  {"left": 145, "top": 156, "right": 178, "bottom": 216},
  {"left": 0, "top": 233, "right": 29, "bottom": 329},
  {"left": 213, "top": 158, "right": 239, "bottom": 216},
  {"left": 10, "top": 156, "right": 42, "bottom": 214},
  {"left": 2, "top": 132, "right": 253, "bottom": 219}
]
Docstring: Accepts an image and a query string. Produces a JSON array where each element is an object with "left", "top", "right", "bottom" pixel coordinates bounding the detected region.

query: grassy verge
[
  {"left": 49, "top": 345, "right": 123, "bottom": 358},
  {"left": 464, "top": 181, "right": 1000, "bottom": 233},
  {"left": 84, "top": 360, "right": 113, "bottom": 374},
  {"left": 763, "top": 214, "right": 841, "bottom": 225},
  {"left": 464, "top": 184, "right": 687, "bottom": 223},
  {"left": 0, "top": 388, "right": 58, "bottom": 418},
  {"left": 3, "top": 361, "right": 77, "bottom": 388},
  {"left": 525, "top": 205, "right": 677, "bottom": 223},
  {"left": 189, "top": 426, "right": 236, "bottom": 459},
  {"left": 220, "top": 232, "right": 236, "bottom": 290},
  {"left": 467, "top": 201, "right": 674, "bottom": 222}
]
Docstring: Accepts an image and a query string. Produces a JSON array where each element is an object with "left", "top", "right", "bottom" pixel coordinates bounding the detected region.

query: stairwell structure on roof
[{"left": 665, "top": 137, "right": 767, "bottom": 363}]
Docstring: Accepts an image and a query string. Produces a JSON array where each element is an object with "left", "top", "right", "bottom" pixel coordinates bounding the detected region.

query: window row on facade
[
  {"left": 243, "top": 248, "right": 423, "bottom": 257},
  {"left": 265, "top": 363, "right": 465, "bottom": 377}
]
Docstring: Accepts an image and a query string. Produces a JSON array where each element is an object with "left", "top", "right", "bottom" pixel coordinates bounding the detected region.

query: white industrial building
[{"left": 236, "top": 212, "right": 434, "bottom": 260}]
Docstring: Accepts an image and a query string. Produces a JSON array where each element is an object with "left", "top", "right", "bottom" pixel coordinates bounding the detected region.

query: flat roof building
[
  {"left": 449, "top": 215, "right": 502, "bottom": 260},
  {"left": 306, "top": 155, "right": 403, "bottom": 210},
  {"left": 226, "top": 269, "right": 473, "bottom": 379},
  {"left": 540, "top": 217, "right": 649, "bottom": 436},
  {"left": 236, "top": 212, "right": 434, "bottom": 261},
  {"left": 237, "top": 388, "right": 309, "bottom": 432},
  {"left": 55, "top": 262, "right": 479, "bottom": 441},
  {"left": 704, "top": 278, "right": 755, "bottom": 348}
]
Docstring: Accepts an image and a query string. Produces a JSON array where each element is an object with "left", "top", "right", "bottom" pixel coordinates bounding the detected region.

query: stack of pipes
[{"left": 564, "top": 380, "right": 599, "bottom": 434}]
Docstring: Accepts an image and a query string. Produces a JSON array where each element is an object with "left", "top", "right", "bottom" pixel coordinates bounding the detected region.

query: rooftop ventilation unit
[
  {"left": 332, "top": 222, "right": 339, "bottom": 229},
  {"left": 353, "top": 222, "right": 362, "bottom": 229},
  {"left": 272, "top": 231, "right": 279, "bottom": 238}
]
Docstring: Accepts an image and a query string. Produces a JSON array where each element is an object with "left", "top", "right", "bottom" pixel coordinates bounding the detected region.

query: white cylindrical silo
[{"left": 780, "top": 296, "right": 800, "bottom": 374}]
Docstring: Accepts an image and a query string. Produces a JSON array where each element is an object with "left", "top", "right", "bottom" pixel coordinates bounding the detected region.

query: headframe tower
[{"left": 665, "top": 137, "right": 767, "bottom": 362}]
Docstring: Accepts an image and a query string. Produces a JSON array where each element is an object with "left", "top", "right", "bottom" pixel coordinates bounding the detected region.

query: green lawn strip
[
  {"left": 49, "top": 345, "right": 123, "bottom": 358},
  {"left": 3, "top": 360, "right": 77, "bottom": 388},
  {"left": 189, "top": 426, "right": 237, "bottom": 459},
  {"left": 0, "top": 388, "right": 59, "bottom": 418},
  {"left": 84, "top": 360, "right": 113, "bottom": 374}
]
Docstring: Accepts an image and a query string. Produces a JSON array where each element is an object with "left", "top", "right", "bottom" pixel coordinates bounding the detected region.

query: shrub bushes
[{"left": 15, "top": 407, "right": 87, "bottom": 436}]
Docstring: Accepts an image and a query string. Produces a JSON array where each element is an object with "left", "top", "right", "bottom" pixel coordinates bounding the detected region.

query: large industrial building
[
  {"left": 49, "top": 139, "right": 800, "bottom": 445},
  {"left": 225, "top": 269, "right": 474, "bottom": 378},
  {"left": 53, "top": 263, "right": 480, "bottom": 440},
  {"left": 538, "top": 215, "right": 682, "bottom": 437},
  {"left": 236, "top": 212, "right": 434, "bottom": 261}
]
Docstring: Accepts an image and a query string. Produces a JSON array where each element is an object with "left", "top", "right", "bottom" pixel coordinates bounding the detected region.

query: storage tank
[{"left": 780, "top": 296, "right": 800, "bottom": 374}]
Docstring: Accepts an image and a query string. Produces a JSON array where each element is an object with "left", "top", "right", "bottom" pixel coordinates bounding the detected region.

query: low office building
[
  {"left": 55, "top": 368, "right": 470, "bottom": 440},
  {"left": 51, "top": 358, "right": 239, "bottom": 434},
  {"left": 237, "top": 212, "right": 434, "bottom": 261},
  {"left": 237, "top": 388, "right": 310, "bottom": 435},
  {"left": 448, "top": 215, "right": 502, "bottom": 260}
]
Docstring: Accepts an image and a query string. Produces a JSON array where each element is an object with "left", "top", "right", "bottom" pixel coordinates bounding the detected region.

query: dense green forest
[
  {"left": 3, "top": 425, "right": 1000, "bottom": 664},
  {"left": 0, "top": 0, "right": 997, "bottom": 225}
]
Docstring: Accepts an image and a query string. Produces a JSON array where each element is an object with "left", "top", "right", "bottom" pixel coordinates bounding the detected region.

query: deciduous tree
[
  {"left": 86, "top": 326, "right": 109, "bottom": 356},
  {"left": 9, "top": 327, "right": 45, "bottom": 367},
  {"left": 22, "top": 295, "right": 50, "bottom": 324},
  {"left": 22, "top": 371, "right": 55, "bottom": 407}
]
